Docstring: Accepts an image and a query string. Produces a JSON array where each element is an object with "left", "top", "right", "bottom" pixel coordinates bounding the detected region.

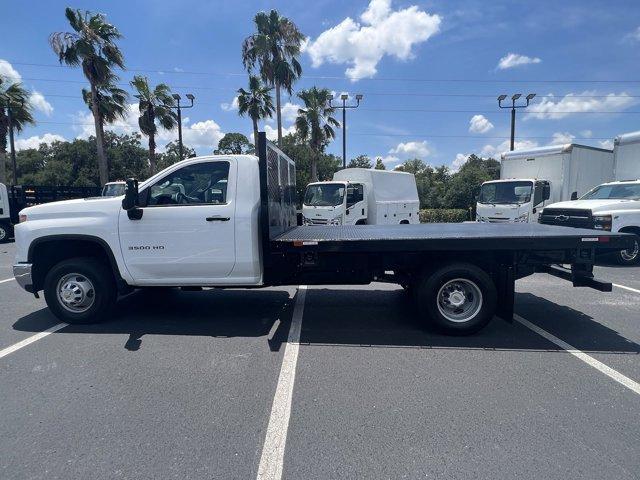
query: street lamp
[
  {"left": 169, "top": 93, "right": 195, "bottom": 160},
  {"left": 4, "top": 99, "right": 24, "bottom": 186},
  {"left": 330, "top": 93, "right": 363, "bottom": 169},
  {"left": 498, "top": 93, "right": 536, "bottom": 151}
]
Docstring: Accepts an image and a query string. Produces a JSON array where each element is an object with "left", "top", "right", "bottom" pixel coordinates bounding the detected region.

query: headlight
[
  {"left": 302, "top": 216, "right": 311, "bottom": 225},
  {"left": 329, "top": 216, "right": 342, "bottom": 225},
  {"left": 514, "top": 213, "right": 529, "bottom": 223},
  {"left": 593, "top": 214, "right": 612, "bottom": 231}
]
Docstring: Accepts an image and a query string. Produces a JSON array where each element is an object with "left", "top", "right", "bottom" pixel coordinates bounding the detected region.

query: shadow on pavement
[
  {"left": 13, "top": 288, "right": 295, "bottom": 352},
  {"left": 12, "top": 286, "right": 639, "bottom": 355}
]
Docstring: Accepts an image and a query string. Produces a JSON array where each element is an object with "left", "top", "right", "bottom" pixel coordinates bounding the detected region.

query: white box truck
[
  {"left": 476, "top": 144, "right": 613, "bottom": 224},
  {"left": 540, "top": 131, "right": 640, "bottom": 265},
  {"left": 302, "top": 168, "right": 420, "bottom": 226},
  {"left": 11, "top": 133, "right": 633, "bottom": 335}
]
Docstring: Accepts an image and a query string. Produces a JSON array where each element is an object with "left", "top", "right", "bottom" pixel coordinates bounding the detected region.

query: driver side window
[{"left": 145, "top": 161, "right": 230, "bottom": 206}]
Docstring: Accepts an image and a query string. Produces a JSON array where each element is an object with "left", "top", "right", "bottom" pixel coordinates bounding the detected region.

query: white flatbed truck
[{"left": 12, "top": 134, "right": 634, "bottom": 335}]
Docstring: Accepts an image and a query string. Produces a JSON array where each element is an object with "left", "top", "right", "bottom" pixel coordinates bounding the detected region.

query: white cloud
[
  {"left": 481, "top": 139, "right": 539, "bottom": 158},
  {"left": 525, "top": 91, "right": 636, "bottom": 120},
  {"left": 220, "top": 96, "right": 239, "bottom": 112},
  {"left": 281, "top": 102, "right": 302, "bottom": 123},
  {"left": 73, "top": 103, "right": 224, "bottom": 152},
  {"left": 306, "top": 0, "right": 441, "bottom": 81},
  {"left": 580, "top": 129, "right": 593, "bottom": 138},
  {"left": 0, "top": 59, "right": 21, "bottom": 81},
  {"left": 264, "top": 123, "right": 297, "bottom": 141},
  {"left": 599, "top": 139, "right": 614, "bottom": 150},
  {"left": 451, "top": 153, "right": 469, "bottom": 172},
  {"left": 497, "top": 53, "right": 541, "bottom": 70},
  {"left": 15, "top": 133, "right": 65, "bottom": 150},
  {"left": 376, "top": 155, "right": 401, "bottom": 168},
  {"left": 29, "top": 91, "right": 53, "bottom": 116},
  {"left": 627, "top": 26, "right": 640, "bottom": 41},
  {"left": 549, "top": 132, "right": 575, "bottom": 145},
  {"left": 389, "top": 140, "right": 430, "bottom": 159},
  {"left": 468, "top": 114, "right": 494, "bottom": 134}
]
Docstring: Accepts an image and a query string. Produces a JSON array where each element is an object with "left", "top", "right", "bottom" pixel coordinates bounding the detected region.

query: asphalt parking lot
[{"left": 1, "top": 241, "right": 639, "bottom": 479}]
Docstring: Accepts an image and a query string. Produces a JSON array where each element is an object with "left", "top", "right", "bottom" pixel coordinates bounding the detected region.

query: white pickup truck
[
  {"left": 12, "top": 134, "right": 634, "bottom": 335},
  {"left": 540, "top": 180, "right": 640, "bottom": 264}
]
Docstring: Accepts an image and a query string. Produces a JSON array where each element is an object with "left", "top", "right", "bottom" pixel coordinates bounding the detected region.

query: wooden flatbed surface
[{"left": 272, "top": 223, "right": 633, "bottom": 252}]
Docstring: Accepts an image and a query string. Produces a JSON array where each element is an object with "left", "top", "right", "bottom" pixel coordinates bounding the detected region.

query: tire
[
  {"left": 0, "top": 222, "right": 9, "bottom": 243},
  {"left": 43, "top": 257, "right": 117, "bottom": 324},
  {"left": 415, "top": 263, "right": 497, "bottom": 335},
  {"left": 616, "top": 234, "right": 640, "bottom": 266}
]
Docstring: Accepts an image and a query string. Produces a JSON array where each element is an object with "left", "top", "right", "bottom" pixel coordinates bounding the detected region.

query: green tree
[
  {"left": 0, "top": 75, "right": 35, "bottom": 184},
  {"left": 50, "top": 8, "right": 125, "bottom": 186},
  {"left": 374, "top": 157, "right": 386, "bottom": 170},
  {"left": 347, "top": 154, "right": 372, "bottom": 169},
  {"left": 81, "top": 77, "right": 128, "bottom": 170},
  {"left": 295, "top": 87, "right": 340, "bottom": 182},
  {"left": 157, "top": 140, "right": 196, "bottom": 171},
  {"left": 131, "top": 75, "right": 177, "bottom": 175},
  {"left": 215, "top": 132, "right": 254, "bottom": 155},
  {"left": 237, "top": 75, "right": 274, "bottom": 150},
  {"left": 242, "top": 9, "right": 304, "bottom": 146},
  {"left": 444, "top": 155, "right": 499, "bottom": 210}
]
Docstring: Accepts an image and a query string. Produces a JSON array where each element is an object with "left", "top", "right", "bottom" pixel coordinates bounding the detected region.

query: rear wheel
[
  {"left": 44, "top": 257, "right": 116, "bottom": 324},
  {"left": 616, "top": 234, "right": 639, "bottom": 265},
  {"left": 415, "top": 263, "right": 497, "bottom": 335},
  {"left": 0, "top": 222, "right": 10, "bottom": 243}
]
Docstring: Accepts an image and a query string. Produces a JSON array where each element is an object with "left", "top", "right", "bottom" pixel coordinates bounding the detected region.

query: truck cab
[
  {"left": 0, "top": 183, "right": 11, "bottom": 242},
  {"left": 476, "top": 179, "right": 550, "bottom": 223},
  {"left": 302, "top": 181, "right": 366, "bottom": 225}
]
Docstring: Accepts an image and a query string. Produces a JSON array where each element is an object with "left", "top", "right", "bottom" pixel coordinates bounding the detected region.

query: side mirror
[
  {"left": 543, "top": 184, "right": 551, "bottom": 201},
  {"left": 122, "top": 178, "right": 143, "bottom": 220},
  {"left": 570, "top": 191, "right": 578, "bottom": 201}
]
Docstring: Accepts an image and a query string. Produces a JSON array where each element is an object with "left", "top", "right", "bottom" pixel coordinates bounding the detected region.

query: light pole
[
  {"left": 498, "top": 93, "right": 536, "bottom": 151},
  {"left": 5, "top": 99, "right": 23, "bottom": 186},
  {"left": 330, "top": 94, "right": 363, "bottom": 168},
  {"left": 170, "top": 93, "right": 195, "bottom": 160}
]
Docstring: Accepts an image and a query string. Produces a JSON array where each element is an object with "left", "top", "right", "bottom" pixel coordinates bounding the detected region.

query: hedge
[{"left": 419, "top": 209, "right": 470, "bottom": 223}]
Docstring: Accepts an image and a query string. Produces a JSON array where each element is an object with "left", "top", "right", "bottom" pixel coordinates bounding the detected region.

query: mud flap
[{"left": 495, "top": 265, "right": 515, "bottom": 322}]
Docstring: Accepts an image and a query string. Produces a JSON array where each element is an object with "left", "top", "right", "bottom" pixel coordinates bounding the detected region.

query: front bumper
[{"left": 13, "top": 263, "right": 33, "bottom": 292}]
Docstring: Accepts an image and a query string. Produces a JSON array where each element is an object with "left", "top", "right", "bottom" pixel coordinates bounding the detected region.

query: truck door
[
  {"left": 346, "top": 183, "right": 366, "bottom": 224},
  {"left": 118, "top": 159, "right": 237, "bottom": 284}
]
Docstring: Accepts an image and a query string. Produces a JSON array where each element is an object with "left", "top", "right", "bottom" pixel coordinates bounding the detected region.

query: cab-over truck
[{"left": 12, "top": 134, "right": 634, "bottom": 335}]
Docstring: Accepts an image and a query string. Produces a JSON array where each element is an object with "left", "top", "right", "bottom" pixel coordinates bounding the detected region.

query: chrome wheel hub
[
  {"left": 621, "top": 239, "right": 639, "bottom": 262},
  {"left": 56, "top": 273, "right": 95, "bottom": 313},
  {"left": 437, "top": 278, "right": 483, "bottom": 323},
  {"left": 0, "top": 227, "right": 6, "bottom": 241}
]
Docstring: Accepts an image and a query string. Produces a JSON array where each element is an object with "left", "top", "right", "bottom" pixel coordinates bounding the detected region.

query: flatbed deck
[{"left": 272, "top": 223, "right": 633, "bottom": 252}]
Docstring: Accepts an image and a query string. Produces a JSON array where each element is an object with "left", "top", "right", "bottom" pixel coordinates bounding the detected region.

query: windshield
[
  {"left": 102, "top": 183, "right": 126, "bottom": 197},
  {"left": 304, "top": 183, "right": 346, "bottom": 207},
  {"left": 479, "top": 181, "right": 533, "bottom": 205},
  {"left": 580, "top": 184, "right": 640, "bottom": 200}
]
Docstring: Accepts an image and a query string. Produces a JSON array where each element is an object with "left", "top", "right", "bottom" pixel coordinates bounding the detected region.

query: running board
[{"left": 538, "top": 265, "right": 612, "bottom": 292}]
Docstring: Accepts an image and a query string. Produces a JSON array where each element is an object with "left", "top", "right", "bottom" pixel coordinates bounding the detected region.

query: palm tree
[
  {"left": 130, "top": 76, "right": 177, "bottom": 174},
  {"left": 237, "top": 76, "right": 275, "bottom": 150},
  {"left": 0, "top": 76, "right": 35, "bottom": 184},
  {"left": 295, "top": 87, "right": 339, "bottom": 182},
  {"left": 49, "top": 8, "right": 125, "bottom": 186},
  {"left": 81, "top": 78, "right": 128, "bottom": 168},
  {"left": 242, "top": 10, "right": 304, "bottom": 146}
]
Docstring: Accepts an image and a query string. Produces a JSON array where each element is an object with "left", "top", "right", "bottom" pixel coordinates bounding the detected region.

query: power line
[{"left": 6, "top": 61, "right": 640, "bottom": 84}]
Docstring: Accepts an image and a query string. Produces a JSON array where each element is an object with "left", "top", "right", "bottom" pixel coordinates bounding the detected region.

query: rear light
[{"left": 19, "top": 214, "right": 27, "bottom": 223}]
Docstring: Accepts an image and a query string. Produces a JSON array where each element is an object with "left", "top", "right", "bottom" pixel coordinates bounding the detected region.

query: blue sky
[{"left": 1, "top": 0, "right": 639, "bottom": 170}]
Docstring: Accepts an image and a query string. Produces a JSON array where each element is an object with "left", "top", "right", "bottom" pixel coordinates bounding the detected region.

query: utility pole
[
  {"left": 330, "top": 94, "right": 363, "bottom": 168},
  {"left": 170, "top": 93, "right": 195, "bottom": 160},
  {"left": 6, "top": 99, "right": 23, "bottom": 186},
  {"left": 497, "top": 93, "right": 536, "bottom": 151}
]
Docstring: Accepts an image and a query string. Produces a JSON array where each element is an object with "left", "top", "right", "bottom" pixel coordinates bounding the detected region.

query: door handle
[{"left": 206, "top": 216, "right": 230, "bottom": 222}]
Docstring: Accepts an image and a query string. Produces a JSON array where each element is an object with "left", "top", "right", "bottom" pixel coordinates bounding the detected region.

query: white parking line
[
  {"left": 613, "top": 283, "right": 640, "bottom": 295},
  {"left": 0, "top": 323, "right": 67, "bottom": 360},
  {"left": 0, "top": 277, "right": 14, "bottom": 284},
  {"left": 514, "top": 314, "right": 640, "bottom": 396},
  {"left": 257, "top": 285, "right": 307, "bottom": 480}
]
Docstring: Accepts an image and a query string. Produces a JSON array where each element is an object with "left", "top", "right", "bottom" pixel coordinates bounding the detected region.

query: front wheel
[
  {"left": 43, "top": 257, "right": 116, "bottom": 324},
  {"left": 0, "top": 222, "right": 10, "bottom": 243},
  {"left": 415, "top": 263, "right": 497, "bottom": 335},
  {"left": 616, "top": 234, "right": 640, "bottom": 265}
]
